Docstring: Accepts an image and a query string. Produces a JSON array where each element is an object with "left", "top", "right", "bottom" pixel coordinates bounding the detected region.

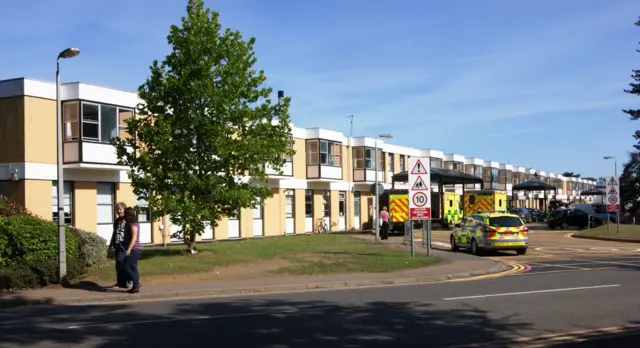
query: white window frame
[
  {"left": 354, "top": 192, "right": 361, "bottom": 217},
  {"left": 97, "top": 183, "right": 115, "bottom": 225},
  {"left": 285, "top": 190, "right": 295, "bottom": 218},
  {"left": 387, "top": 153, "right": 394, "bottom": 172},
  {"left": 338, "top": 191, "right": 346, "bottom": 217},
  {"left": 305, "top": 189, "right": 313, "bottom": 217},
  {"left": 136, "top": 195, "right": 150, "bottom": 223},
  {"left": 322, "top": 191, "right": 330, "bottom": 217},
  {"left": 253, "top": 197, "right": 263, "bottom": 220},
  {"left": 81, "top": 101, "right": 133, "bottom": 144},
  {"left": 81, "top": 102, "right": 100, "bottom": 142},
  {"left": 399, "top": 155, "right": 405, "bottom": 172},
  {"left": 51, "top": 181, "right": 73, "bottom": 225}
]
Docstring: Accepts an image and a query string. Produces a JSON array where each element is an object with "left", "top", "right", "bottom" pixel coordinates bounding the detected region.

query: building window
[
  {"left": 399, "top": 155, "right": 406, "bottom": 172},
  {"left": 506, "top": 170, "right": 513, "bottom": 184},
  {"left": 63, "top": 102, "right": 79, "bottom": 141},
  {"left": 354, "top": 192, "right": 361, "bottom": 216},
  {"left": 52, "top": 181, "right": 73, "bottom": 225},
  {"left": 81, "top": 102, "right": 133, "bottom": 143},
  {"left": 97, "top": 183, "right": 115, "bottom": 226},
  {"left": 285, "top": 190, "right": 294, "bottom": 218},
  {"left": 229, "top": 210, "right": 239, "bottom": 220},
  {"left": 284, "top": 135, "right": 294, "bottom": 162},
  {"left": 445, "top": 161, "right": 463, "bottom": 172},
  {"left": 119, "top": 108, "right": 133, "bottom": 140},
  {"left": 491, "top": 168, "right": 499, "bottom": 184},
  {"left": 338, "top": 191, "right": 346, "bottom": 217},
  {"left": 322, "top": 190, "right": 330, "bottom": 217},
  {"left": 136, "top": 195, "right": 150, "bottom": 223},
  {"left": 305, "top": 189, "right": 313, "bottom": 217},
  {"left": 306, "top": 140, "right": 341, "bottom": 166},
  {"left": 387, "top": 153, "right": 394, "bottom": 173},
  {"left": 253, "top": 197, "right": 263, "bottom": 219},
  {"left": 430, "top": 158, "right": 442, "bottom": 169},
  {"left": 353, "top": 147, "right": 383, "bottom": 170}
]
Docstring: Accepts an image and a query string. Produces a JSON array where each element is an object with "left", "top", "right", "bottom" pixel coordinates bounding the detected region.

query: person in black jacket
[{"left": 108, "top": 202, "right": 131, "bottom": 289}]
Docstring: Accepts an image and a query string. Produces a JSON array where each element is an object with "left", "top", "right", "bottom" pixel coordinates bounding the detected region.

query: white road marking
[{"left": 443, "top": 284, "right": 621, "bottom": 301}]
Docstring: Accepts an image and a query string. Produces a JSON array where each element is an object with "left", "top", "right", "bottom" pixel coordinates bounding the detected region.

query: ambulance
[{"left": 379, "top": 189, "right": 462, "bottom": 232}]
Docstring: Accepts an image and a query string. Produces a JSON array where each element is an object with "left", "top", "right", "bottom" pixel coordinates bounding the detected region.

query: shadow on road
[
  {"left": 0, "top": 298, "right": 534, "bottom": 347},
  {"left": 1, "top": 296, "right": 639, "bottom": 347}
]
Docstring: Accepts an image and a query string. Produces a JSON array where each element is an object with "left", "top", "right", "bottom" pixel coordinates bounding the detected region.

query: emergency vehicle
[
  {"left": 450, "top": 210, "right": 529, "bottom": 255},
  {"left": 463, "top": 190, "right": 508, "bottom": 217},
  {"left": 379, "top": 189, "right": 462, "bottom": 232}
]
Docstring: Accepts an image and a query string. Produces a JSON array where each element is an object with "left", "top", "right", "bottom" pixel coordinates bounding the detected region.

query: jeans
[
  {"left": 123, "top": 250, "right": 141, "bottom": 286},
  {"left": 381, "top": 221, "right": 389, "bottom": 240},
  {"left": 114, "top": 250, "right": 128, "bottom": 286}
]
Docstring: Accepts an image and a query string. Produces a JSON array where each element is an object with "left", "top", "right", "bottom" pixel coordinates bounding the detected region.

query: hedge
[{"left": 0, "top": 196, "right": 108, "bottom": 290}]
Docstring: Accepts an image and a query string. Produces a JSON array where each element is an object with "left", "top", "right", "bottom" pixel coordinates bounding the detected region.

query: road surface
[{"left": 1, "top": 262, "right": 639, "bottom": 347}]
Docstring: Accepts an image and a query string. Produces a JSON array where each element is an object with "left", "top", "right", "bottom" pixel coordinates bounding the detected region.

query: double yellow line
[{"left": 447, "top": 260, "right": 528, "bottom": 282}]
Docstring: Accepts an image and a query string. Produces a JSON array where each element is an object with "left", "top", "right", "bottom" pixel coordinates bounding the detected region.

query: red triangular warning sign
[
  {"left": 411, "top": 176, "right": 429, "bottom": 191},
  {"left": 410, "top": 159, "right": 428, "bottom": 174}
]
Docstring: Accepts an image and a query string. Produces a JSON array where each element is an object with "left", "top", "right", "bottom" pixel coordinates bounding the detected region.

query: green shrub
[
  {"left": 0, "top": 195, "right": 34, "bottom": 217},
  {"left": 69, "top": 227, "right": 108, "bottom": 269},
  {"left": 0, "top": 258, "right": 84, "bottom": 290},
  {"left": 0, "top": 215, "right": 77, "bottom": 264}
]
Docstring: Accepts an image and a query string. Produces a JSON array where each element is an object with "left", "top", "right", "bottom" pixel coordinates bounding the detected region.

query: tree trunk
[
  {"left": 188, "top": 230, "right": 197, "bottom": 252},
  {"left": 183, "top": 225, "right": 198, "bottom": 254}
]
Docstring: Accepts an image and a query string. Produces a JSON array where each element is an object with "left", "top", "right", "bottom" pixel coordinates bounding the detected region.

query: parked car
[
  {"left": 547, "top": 209, "right": 602, "bottom": 229},
  {"left": 528, "top": 208, "right": 546, "bottom": 222},
  {"left": 510, "top": 208, "right": 532, "bottom": 223}
]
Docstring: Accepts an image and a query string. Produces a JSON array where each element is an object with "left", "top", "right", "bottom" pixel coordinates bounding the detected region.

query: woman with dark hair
[
  {"left": 109, "top": 202, "right": 131, "bottom": 290},
  {"left": 122, "top": 207, "right": 143, "bottom": 294}
]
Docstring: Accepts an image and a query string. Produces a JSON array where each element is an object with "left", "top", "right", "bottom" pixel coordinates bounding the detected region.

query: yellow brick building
[{"left": 0, "top": 78, "right": 596, "bottom": 244}]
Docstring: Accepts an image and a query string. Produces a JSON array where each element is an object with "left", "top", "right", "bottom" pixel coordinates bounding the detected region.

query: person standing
[
  {"left": 122, "top": 207, "right": 143, "bottom": 294},
  {"left": 380, "top": 206, "right": 390, "bottom": 240},
  {"left": 108, "top": 202, "right": 131, "bottom": 290}
]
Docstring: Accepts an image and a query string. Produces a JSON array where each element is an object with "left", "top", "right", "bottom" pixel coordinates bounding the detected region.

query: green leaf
[{"left": 112, "top": 0, "right": 293, "bottom": 245}]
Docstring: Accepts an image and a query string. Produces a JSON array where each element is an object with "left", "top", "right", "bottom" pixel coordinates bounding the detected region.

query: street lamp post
[
  {"left": 56, "top": 47, "right": 80, "bottom": 282},
  {"left": 373, "top": 133, "right": 393, "bottom": 242},
  {"left": 604, "top": 156, "right": 619, "bottom": 234}
]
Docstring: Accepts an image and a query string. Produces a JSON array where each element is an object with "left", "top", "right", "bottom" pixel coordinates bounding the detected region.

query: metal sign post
[
  {"left": 605, "top": 176, "right": 620, "bottom": 234},
  {"left": 408, "top": 157, "right": 432, "bottom": 258}
]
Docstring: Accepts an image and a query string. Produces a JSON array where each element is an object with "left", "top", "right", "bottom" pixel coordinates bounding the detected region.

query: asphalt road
[{"left": 1, "top": 266, "right": 639, "bottom": 347}]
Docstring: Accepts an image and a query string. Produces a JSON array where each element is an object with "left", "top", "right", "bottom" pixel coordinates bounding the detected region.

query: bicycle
[{"left": 313, "top": 218, "right": 329, "bottom": 234}]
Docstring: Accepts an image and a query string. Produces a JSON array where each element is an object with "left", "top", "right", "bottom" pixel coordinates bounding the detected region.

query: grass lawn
[
  {"left": 576, "top": 224, "right": 640, "bottom": 240},
  {"left": 86, "top": 234, "right": 442, "bottom": 282}
]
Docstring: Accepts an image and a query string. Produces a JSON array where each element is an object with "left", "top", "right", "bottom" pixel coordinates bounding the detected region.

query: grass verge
[
  {"left": 575, "top": 224, "right": 640, "bottom": 240},
  {"left": 86, "top": 234, "right": 442, "bottom": 281}
]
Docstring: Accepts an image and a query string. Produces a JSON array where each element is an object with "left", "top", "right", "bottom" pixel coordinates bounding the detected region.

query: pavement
[
  {"left": 1, "top": 264, "right": 639, "bottom": 347},
  {"left": 0, "top": 247, "right": 516, "bottom": 308}
]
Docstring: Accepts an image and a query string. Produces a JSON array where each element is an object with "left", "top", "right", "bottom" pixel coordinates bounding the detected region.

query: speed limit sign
[{"left": 409, "top": 158, "right": 432, "bottom": 220}]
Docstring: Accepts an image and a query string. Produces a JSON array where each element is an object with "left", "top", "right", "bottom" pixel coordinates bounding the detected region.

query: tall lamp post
[
  {"left": 56, "top": 47, "right": 80, "bottom": 281},
  {"left": 373, "top": 133, "right": 393, "bottom": 242},
  {"left": 603, "top": 156, "right": 619, "bottom": 234}
]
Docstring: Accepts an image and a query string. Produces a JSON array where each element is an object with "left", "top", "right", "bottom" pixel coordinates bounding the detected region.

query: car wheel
[
  {"left": 470, "top": 239, "right": 480, "bottom": 256},
  {"left": 561, "top": 222, "right": 569, "bottom": 229},
  {"left": 450, "top": 235, "right": 459, "bottom": 252},
  {"left": 516, "top": 248, "right": 527, "bottom": 255}
]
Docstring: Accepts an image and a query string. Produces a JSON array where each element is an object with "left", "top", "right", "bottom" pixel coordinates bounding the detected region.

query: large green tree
[
  {"left": 623, "top": 17, "right": 640, "bottom": 149},
  {"left": 620, "top": 152, "right": 640, "bottom": 214},
  {"left": 113, "top": 0, "right": 293, "bottom": 251}
]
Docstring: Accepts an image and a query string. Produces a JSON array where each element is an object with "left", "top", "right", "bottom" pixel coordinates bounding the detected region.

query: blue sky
[{"left": 1, "top": 0, "right": 639, "bottom": 178}]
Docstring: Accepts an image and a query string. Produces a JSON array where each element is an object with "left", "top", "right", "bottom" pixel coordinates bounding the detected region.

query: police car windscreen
[{"left": 489, "top": 216, "right": 524, "bottom": 227}]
